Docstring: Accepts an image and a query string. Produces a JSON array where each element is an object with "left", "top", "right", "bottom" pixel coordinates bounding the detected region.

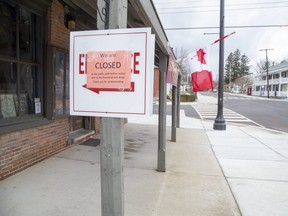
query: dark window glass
[
  {"left": 0, "top": 2, "right": 42, "bottom": 120},
  {"left": 0, "top": 2, "right": 16, "bottom": 57},
  {"left": 0, "top": 61, "right": 17, "bottom": 94}
]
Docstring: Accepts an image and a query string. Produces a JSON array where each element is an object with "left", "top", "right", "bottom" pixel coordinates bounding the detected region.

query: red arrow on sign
[{"left": 83, "top": 82, "right": 135, "bottom": 94}]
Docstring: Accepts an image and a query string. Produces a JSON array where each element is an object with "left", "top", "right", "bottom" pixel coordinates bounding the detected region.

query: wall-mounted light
[{"left": 64, "top": 5, "right": 76, "bottom": 30}]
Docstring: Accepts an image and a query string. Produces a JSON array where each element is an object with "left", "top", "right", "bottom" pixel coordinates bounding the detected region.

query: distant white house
[{"left": 252, "top": 61, "right": 288, "bottom": 98}]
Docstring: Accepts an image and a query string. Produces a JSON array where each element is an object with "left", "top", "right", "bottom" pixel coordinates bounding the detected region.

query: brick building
[
  {"left": 0, "top": 0, "right": 171, "bottom": 180},
  {"left": 0, "top": 0, "right": 99, "bottom": 180}
]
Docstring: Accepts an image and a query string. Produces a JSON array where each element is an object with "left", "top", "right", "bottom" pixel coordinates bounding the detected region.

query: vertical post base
[
  {"left": 213, "top": 119, "right": 226, "bottom": 130},
  {"left": 100, "top": 117, "right": 124, "bottom": 216},
  {"left": 157, "top": 150, "right": 166, "bottom": 172}
]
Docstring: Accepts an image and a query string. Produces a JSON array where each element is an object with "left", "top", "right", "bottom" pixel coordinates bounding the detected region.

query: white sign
[
  {"left": 70, "top": 28, "right": 155, "bottom": 118},
  {"left": 34, "top": 98, "right": 41, "bottom": 114}
]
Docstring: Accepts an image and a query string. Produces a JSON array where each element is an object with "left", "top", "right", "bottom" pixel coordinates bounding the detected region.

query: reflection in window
[
  {"left": 65, "top": 54, "right": 70, "bottom": 114},
  {"left": 54, "top": 52, "right": 64, "bottom": 115},
  {"left": 19, "top": 7, "right": 32, "bottom": 60},
  {"left": 0, "top": 2, "right": 16, "bottom": 57},
  {"left": 19, "top": 65, "right": 38, "bottom": 115},
  {"left": 53, "top": 50, "right": 69, "bottom": 116}
]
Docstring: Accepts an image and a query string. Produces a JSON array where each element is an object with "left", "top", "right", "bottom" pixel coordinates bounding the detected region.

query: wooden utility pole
[
  {"left": 259, "top": 49, "right": 273, "bottom": 98},
  {"left": 100, "top": 1, "right": 127, "bottom": 216}
]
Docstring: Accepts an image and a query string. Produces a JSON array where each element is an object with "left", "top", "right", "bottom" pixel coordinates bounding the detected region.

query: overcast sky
[{"left": 152, "top": 0, "right": 288, "bottom": 78}]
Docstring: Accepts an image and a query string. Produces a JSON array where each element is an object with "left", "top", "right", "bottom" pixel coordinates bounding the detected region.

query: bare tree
[
  {"left": 255, "top": 59, "right": 276, "bottom": 74},
  {"left": 173, "top": 47, "right": 190, "bottom": 83},
  {"left": 234, "top": 75, "right": 253, "bottom": 93}
]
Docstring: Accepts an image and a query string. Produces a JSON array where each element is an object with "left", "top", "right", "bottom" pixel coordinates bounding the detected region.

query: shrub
[{"left": 180, "top": 94, "right": 197, "bottom": 102}]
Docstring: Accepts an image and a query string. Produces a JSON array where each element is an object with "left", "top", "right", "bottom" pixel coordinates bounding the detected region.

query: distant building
[
  {"left": 252, "top": 61, "right": 288, "bottom": 98},
  {"left": 224, "top": 82, "right": 238, "bottom": 93}
]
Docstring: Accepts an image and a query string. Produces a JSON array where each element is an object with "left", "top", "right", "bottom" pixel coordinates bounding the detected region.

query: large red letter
[
  {"left": 79, "top": 54, "right": 86, "bottom": 74},
  {"left": 133, "top": 52, "right": 140, "bottom": 74}
]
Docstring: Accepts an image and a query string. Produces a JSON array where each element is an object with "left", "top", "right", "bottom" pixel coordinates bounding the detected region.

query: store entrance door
[{"left": 68, "top": 116, "right": 95, "bottom": 144}]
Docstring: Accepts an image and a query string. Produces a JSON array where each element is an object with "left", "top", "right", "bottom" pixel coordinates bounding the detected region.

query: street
[
  {"left": 154, "top": 92, "right": 288, "bottom": 133},
  {"left": 204, "top": 92, "right": 288, "bottom": 133}
]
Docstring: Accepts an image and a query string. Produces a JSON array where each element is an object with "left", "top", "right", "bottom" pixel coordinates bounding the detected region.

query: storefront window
[
  {"left": 65, "top": 54, "right": 70, "bottom": 114},
  {"left": 0, "top": 2, "right": 42, "bottom": 120},
  {"left": 53, "top": 50, "right": 69, "bottom": 116}
]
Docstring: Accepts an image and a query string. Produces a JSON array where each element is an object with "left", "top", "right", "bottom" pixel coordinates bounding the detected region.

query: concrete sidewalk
[
  {"left": 1, "top": 93, "right": 288, "bottom": 216},
  {"left": 196, "top": 93, "right": 288, "bottom": 216}
]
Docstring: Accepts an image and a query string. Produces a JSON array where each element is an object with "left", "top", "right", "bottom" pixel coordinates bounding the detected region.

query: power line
[
  {"left": 164, "top": 24, "right": 288, "bottom": 30},
  {"left": 154, "top": 0, "right": 288, "bottom": 5},
  {"left": 154, "top": 0, "right": 219, "bottom": 4},
  {"left": 158, "top": 5, "right": 288, "bottom": 14},
  {"left": 156, "top": 1, "right": 288, "bottom": 10}
]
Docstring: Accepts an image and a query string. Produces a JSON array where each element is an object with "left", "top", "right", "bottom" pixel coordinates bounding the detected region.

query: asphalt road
[
  {"left": 153, "top": 93, "right": 288, "bottom": 133},
  {"left": 223, "top": 93, "right": 288, "bottom": 133},
  {"left": 153, "top": 104, "right": 200, "bottom": 119}
]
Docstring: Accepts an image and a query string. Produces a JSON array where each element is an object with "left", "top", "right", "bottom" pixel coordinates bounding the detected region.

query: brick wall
[
  {"left": 49, "top": 0, "right": 70, "bottom": 50},
  {"left": 0, "top": 0, "right": 102, "bottom": 180},
  {"left": 0, "top": 0, "right": 71, "bottom": 180},
  {"left": 0, "top": 119, "right": 70, "bottom": 180},
  {"left": 153, "top": 67, "right": 160, "bottom": 98}
]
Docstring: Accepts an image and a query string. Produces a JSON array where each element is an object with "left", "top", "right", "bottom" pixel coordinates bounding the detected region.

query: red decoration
[{"left": 196, "top": 49, "right": 207, "bottom": 64}]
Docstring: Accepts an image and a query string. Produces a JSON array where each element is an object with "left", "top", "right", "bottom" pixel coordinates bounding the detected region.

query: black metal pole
[
  {"left": 213, "top": 0, "right": 226, "bottom": 130},
  {"left": 176, "top": 74, "right": 181, "bottom": 128},
  {"left": 171, "top": 85, "right": 177, "bottom": 142}
]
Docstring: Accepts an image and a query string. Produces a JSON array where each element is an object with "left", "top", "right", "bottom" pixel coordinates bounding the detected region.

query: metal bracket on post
[{"left": 96, "top": 0, "right": 110, "bottom": 29}]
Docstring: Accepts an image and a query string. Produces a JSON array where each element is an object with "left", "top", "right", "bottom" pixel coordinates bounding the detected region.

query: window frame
[
  {"left": 0, "top": 1, "right": 49, "bottom": 134},
  {"left": 53, "top": 48, "right": 69, "bottom": 117}
]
